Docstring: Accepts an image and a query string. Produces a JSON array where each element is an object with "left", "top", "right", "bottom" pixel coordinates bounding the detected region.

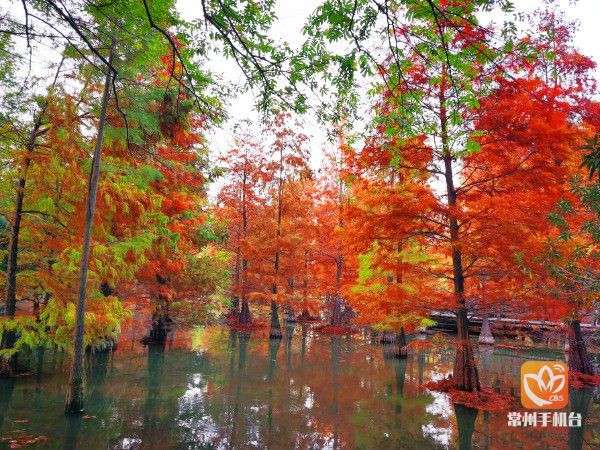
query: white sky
[
  {"left": 4, "top": 0, "right": 599, "bottom": 191},
  {"left": 175, "top": 0, "right": 600, "bottom": 198}
]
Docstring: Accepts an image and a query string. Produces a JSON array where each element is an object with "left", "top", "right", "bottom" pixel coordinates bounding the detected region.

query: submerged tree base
[
  {"left": 423, "top": 377, "right": 514, "bottom": 411},
  {"left": 65, "top": 385, "right": 85, "bottom": 414}
]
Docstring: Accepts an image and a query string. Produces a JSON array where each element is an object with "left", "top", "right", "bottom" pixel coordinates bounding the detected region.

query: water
[{"left": 0, "top": 325, "right": 598, "bottom": 449}]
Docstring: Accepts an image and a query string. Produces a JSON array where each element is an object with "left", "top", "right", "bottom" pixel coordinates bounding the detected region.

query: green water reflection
[{"left": 0, "top": 325, "right": 598, "bottom": 449}]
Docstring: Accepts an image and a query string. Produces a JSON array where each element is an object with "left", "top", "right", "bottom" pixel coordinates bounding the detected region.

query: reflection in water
[
  {"left": 331, "top": 336, "right": 341, "bottom": 450},
  {"left": 267, "top": 336, "right": 281, "bottom": 448},
  {"left": 300, "top": 325, "right": 308, "bottom": 367},
  {"left": 0, "top": 327, "right": 597, "bottom": 449},
  {"left": 454, "top": 404, "right": 478, "bottom": 450},
  {"left": 568, "top": 387, "right": 593, "bottom": 450},
  {"left": 63, "top": 415, "right": 82, "bottom": 450},
  {"left": 0, "top": 377, "right": 15, "bottom": 450},
  {"left": 395, "top": 356, "right": 407, "bottom": 416}
]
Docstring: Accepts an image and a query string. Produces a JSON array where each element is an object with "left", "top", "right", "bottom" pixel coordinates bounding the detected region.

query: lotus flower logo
[{"left": 521, "top": 361, "right": 568, "bottom": 409}]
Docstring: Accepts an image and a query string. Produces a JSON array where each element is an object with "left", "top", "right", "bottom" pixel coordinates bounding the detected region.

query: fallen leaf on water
[
  {"left": 82, "top": 415, "right": 96, "bottom": 420},
  {"left": 8, "top": 435, "right": 48, "bottom": 448}
]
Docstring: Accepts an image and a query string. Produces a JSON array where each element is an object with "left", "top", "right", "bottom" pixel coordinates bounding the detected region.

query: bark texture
[{"left": 453, "top": 308, "right": 480, "bottom": 391}]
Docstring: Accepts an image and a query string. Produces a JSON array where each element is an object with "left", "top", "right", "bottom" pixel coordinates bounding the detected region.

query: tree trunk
[
  {"left": 1, "top": 60, "right": 64, "bottom": 375},
  {"left": 329, "top": 176, "right": 345, "bottom": 328},
  {"left": 1, "top": 173, "right": 27, "bottom": 374},
  {"left": 65, "top": 43, "right": 114, "bottom": 414},
  {"left": 330, "top": 295, "right": 342, "bottom": 326},
  {"left": 478, "top": 316, "right": 495, "bottom": 345},
  {"left": 297, "top": 308, "right": 313, "bottom": 322},
  {"left": 285, "top": 306, "right": 297, "bottom": 323},
  {"left": 269, "top": 301, "right": 282, "bottom": 339},
  {"left": 439, "top": 75, "right": 480, "bottom": 392},
  {"left": 238, "top": 298, "right": 252, "bottom": 325},
  {"left": 454, "top": 307, "right": 480, "bottom": 391},
  {"left": 341, "top": 304, "right": 354, "bottom": 325},
  {"left": 143, "top": 309, "right": 172, "bottom": 345},
  {"left": 230, "top": 245, "right": 241, "bottom": 318},
  {"left": 567, "top": 319, "right": 594, "bottom": 375},
  {"left": 229, "top": 297, "right": 240, "bottom": 319},
  {"left": 395, "top": 326, "right": 408, "bottom": 358},
  {"left": 379, "top": 330, "right": 396, "bottom": 343},
  {"left": 235, "top": 164, "right": 250, "bottom": 324}
]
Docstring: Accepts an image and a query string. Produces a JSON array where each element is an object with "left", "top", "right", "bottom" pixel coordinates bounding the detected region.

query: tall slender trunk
[
  {"left": 270, "top": 246, "right": 282, "bottom": 338},
  {"left": 230, "top": 248, "right": 241, "bottom": 318},
  {"left": 439, "top": 74, "right": 480, "bottom": 392},
  {"left": 65, "top": 43, "right": 115, "bottom": 414},
  {"left": 567, "top": 319, "right": 594, "bottom": 375},
  {"left": 298, "top": 252, "right": 311, "bottom": 321},
  {"left": 331, "top": 176, "right": 345, "bottom": 327},
  {"left": 1, "top": 60, "right": 64, "bottom": 375},
  {"left": 270, "top": 148, "right": 284, "bottom": 339},
  {"left": 239, "top": 259, "right": 251, "bottom": 325},
  {"left": 237, "top": 167, "right": 252, "bottom": 325}
]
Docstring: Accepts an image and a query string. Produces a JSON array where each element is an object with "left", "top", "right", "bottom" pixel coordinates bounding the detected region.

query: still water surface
[{"left": 0, "top": 325, "right": 598, "bottom": 449}]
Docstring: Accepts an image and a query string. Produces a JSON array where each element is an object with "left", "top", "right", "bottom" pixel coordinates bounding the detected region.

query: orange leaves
[
  {"left": 423, "top": 377, "right": 516, "bottom": 411},
  {"left": 161, "top": 192, "right": 195, "bottom": 216}
]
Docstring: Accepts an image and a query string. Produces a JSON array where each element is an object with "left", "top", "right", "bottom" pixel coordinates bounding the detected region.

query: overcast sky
[
  {"left": 176, "top": 0, "right": 600, "bottom": 187},
  {"left": 5, "top": 1, "right": 598, "bottom": 185}
]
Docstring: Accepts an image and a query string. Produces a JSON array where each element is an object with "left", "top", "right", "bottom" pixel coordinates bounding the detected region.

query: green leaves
[
  {"left": 579, "top": 134, "right": 600, "bottom": 181},
  {"left": 464, "top": 139, "right": 480, "bottom": 154}
]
